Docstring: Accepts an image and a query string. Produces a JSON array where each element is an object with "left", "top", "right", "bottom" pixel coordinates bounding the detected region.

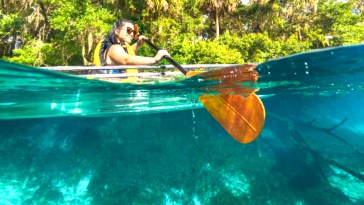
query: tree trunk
[
  {"left": 215, "top": 9, "right": 219, "bottom": 40},
  {"left": 1, "top": 0, "right": 5, "bottom": 14},
  {"left": 298, "top": 28, "right": 302, "bottom": 41},
  {"left": 81, "top": 33, "right": 88, "bottom": 65}
]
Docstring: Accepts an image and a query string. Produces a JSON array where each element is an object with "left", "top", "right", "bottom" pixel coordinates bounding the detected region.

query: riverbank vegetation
[{"left": 1, "top": 0, "right": 363, "bottom": 66}]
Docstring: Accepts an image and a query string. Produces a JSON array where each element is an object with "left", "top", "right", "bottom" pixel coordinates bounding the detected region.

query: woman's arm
[{"left": 107, "top": 44, "right": 169, "bottom": 65}]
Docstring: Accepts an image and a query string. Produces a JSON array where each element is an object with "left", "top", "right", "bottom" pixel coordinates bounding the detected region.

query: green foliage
[
  {"left": 280, "top": 35, "right": 311, "bottom": 56},
  {"left": 3, "top": 40, "right": 48, "bottom": 66},
  {"left": 0, "top": 13, "right": 23, "bottom": 37},
  {"left": 169, "top": 35, "right": 196, "bottom": 64},
  {"left": 220, "top": 32, "right": 283, "bottom": 63},
  {"left": 170, "top": 35, "right": 243, "bottom": 64},
  {"left": 190, "top": 40, "right": 243, "bottom": 64},
  {"left": 333, "top": 24, "right": 364, "bottom": 45},
  {"left": 47, "top": 0, "right": 115, "bottom": 64},
  {"left": 3, "top": 39, "right": 83, "bottom": 66},
  {"left": 0, "top": 13, "right": 25, "bottom": 57}
]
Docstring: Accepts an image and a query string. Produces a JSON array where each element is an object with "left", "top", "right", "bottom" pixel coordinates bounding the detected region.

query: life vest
[
  {"left": 92, "top": 40, "right": 103, "bottom": 66},
  {"left": 92, "top": 39, "right": 115, "bottom": 66}
]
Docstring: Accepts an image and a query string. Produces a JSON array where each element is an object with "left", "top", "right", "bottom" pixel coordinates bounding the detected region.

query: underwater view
[{"left": 0, "top": 44, "right": 364, "bottom": 204}]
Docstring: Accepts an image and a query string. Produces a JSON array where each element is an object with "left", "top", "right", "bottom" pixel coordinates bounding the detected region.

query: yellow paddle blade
[{"left": 199, "top": 93, "right": 265, "bottom": 144}]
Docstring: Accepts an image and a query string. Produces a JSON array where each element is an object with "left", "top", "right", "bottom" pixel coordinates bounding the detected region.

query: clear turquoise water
[{"left": 0, "top": 44, "right": 364, "bottom": 204}]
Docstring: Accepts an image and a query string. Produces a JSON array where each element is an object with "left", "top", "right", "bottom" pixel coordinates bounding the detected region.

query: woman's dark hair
[{"left": 107, "top": 18, "right": 134, "bottom": 44}]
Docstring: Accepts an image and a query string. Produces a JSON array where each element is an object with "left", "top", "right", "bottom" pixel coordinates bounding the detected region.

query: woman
[{"left": 99, "top": 18, "right": 169, "bottom": 66}]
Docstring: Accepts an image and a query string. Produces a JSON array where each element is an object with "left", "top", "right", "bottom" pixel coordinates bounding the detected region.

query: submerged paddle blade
[{"left": 199, "top": 93, "right": 265, "bottom": 144}]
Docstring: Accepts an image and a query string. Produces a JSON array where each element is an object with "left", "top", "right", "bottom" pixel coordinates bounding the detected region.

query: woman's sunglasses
[{"left": 126, "top": 27, "right": 135, "bottom": 36}]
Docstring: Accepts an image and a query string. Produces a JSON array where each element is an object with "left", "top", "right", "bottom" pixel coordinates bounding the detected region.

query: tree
[{"left": 197, "top": 0, "right": 239, "bottom": 39}]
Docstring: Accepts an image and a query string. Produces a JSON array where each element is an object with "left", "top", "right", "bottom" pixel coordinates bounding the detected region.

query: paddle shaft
[{"left": 144, "top": 39, "right": 188, "bottom": 75}]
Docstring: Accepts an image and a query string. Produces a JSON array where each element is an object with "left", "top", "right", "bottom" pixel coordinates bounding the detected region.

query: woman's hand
[
  {"left": 137, "top": 35, "right": 147, "bottom": 46},
  {"left": 154, "top": 50, "right": 170, "bottom": 63}
]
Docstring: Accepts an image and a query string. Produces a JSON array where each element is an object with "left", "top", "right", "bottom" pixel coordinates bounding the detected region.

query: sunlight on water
[
  {"left": 0, "top": 180, "right": 25, "bottom": 205},
  {"left": 55, "top": 174, "right": 92, "bottom": 204},
  {"left": 329, "top": 166, "right": 364, "bottom": 203},
  {"left": 220, "top": 170, "right": 250, "bottom": 197}
]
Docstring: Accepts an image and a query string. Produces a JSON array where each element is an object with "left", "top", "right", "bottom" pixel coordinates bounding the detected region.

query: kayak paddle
[
  {"left": 144, "top": 39, "right": 188, "bottom": 75},
  {"left": 144, "top": 39, "right": 266, "bottom": 144}
]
